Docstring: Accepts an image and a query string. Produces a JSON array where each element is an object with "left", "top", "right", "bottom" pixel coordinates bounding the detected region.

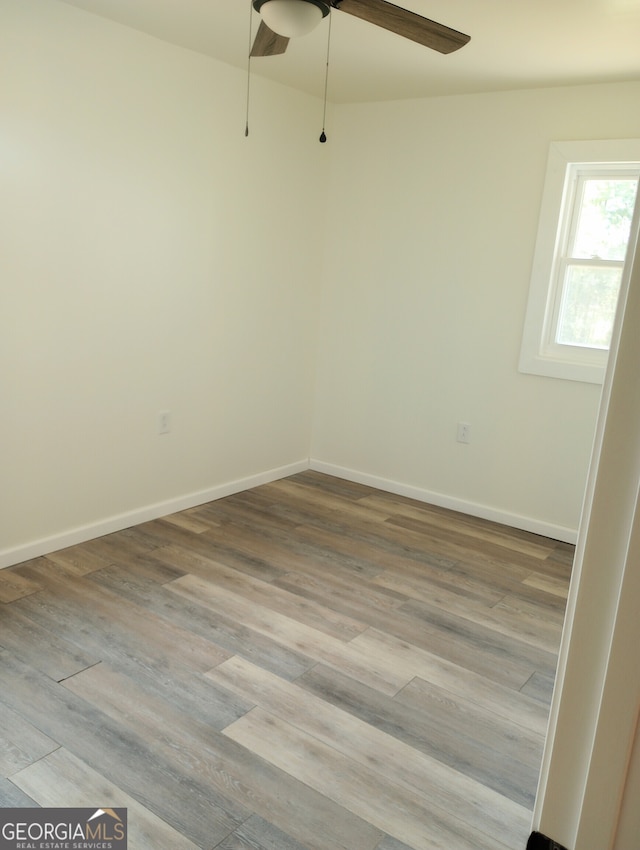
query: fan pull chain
[
  {"left": 245, "top": 0, "right": 253, "bottom": 136},
  {"left": 319, "top": 11, "right": 332, "bottom": 143}
]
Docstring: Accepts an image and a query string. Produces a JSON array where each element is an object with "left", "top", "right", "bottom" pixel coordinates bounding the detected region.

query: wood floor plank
[
  {"left": 0, "top": 702, "right": 58, "bottom": 778},
  {"left": 371, "top": 563, "right": 505, "bottom": 608},
  {"left": 201, "top": 520, "right": 386, "bottom": 582},
  {"left": 217, "top": 814, "right": 311, "bottom": 850},
  {"left": 348, "top": 509, "right": 543, "bottom": 579},
  {"left": 260, "top": 478, "right": 394, "bottom": 526},
  {"left": 294, "top": 470, "right": 383, "bottom": 500},
  {"left": 393, "top": 676, "right": 543, "bottom": 807},
  {"left": 43, "top": 542, "right": 117, "bottom": 576},
  {"left": 0, "top": 471, "right": 571, "bottom": 850},
  {"left": 349, "top": 628, "right": 551, "bottom": 735},
  {"left": 274, "top": 538, "right": 516, "bottom": 631},
  {"left": 86, "top": 562, "right": 314, "bottom": 681},
  {"left": 375, "top": 838, "right": 418, "bottom": 850},
  {"left": 10, "top": 595, "right": 248, "bottom": 734},
  {"left": 381, "top": 512, "right": 558, "bottom": 574},
  {"left": 523, "top": 571, "right": 571, "bottom": 598},
  {"left": 361, "top": 493, "right": 557, "bottom": 560},
  {"left": 16, "top": 565, "right": 230, "bottom": 676},
  {"left": 0, "top": 565, "right": 41, "bottom": 602},
  {"left": 62, "top": 526, "right": 159, "bottom": 564},
  {"left": 12, "top": 748, "right": 203, "bottom": 850},
  {"left": 398, "top": 597, "right": 558, "bottom": 685},
  {"left": 503, "top": 581, "right": 569, "bottom": 615},
  {"left": 63, "top": 659, "right": 251, "bottom": 741},
  {"left": 160, "top": 508, "right": 214, "bottom": 534},
  {"left": 0, "top": 649, "right": 248, "bottom": 848},
  {"left": 131, "top": 516, "right": 225, "bottom": 552},
  {"left": 376, "top": 548, "right": 528, "bottom": 602},
  {"left": 375, "top": 571, "right": 562, "bottom": 653},
  {"left": 167, "top": 573, "right": 413, "bottom": 696},
  {"left": 152, "top": 545, "right": 368, "bottom": 642},
  {"left": 206, "top": 655, "right": 532, "bottom": 848},
  {"left": 273, "top": 567, "right": 409, "bottom": 622},
  {"left": 297, "top": 661, "right": 543, "bottom": 808},
  {"left": 305, "top": 594, "right": 542, "bottom": 691},
  {"left": 0, "top": 738, "right": 36, "bottom": 778},
  {"left": 223, "top": 707, "right": 513, "bottom": 850},
  {"left": 155, "top": 527, "right": 291, "bottom": 583},
  {"left": 0, "top": 778, "right": 37, "bottom": 807},
  {"left": 61, "top": 660, "right": 382, "bottom": 850},
  {"left": 193, "top": 493, "right": 301, "bottom": 540},
  {"left": 0, "top": 602, "right": 98, "bottom": 682},
  {"left": 521, "top": 670, "right": 557, "bottom": 704},
  {"left": 547, "top": 542, "right": 575, "bottom": 565},
  {"left": 287, "top": 510, "right": 460, "bottom": 574},
  {"left": 294, "top": 521, "right": 457, "bottom": 574},
  {"left": 112, "top": 551, "right": 188, "bottom": 584},
  {"left": 494, "top": 590, "right": 566, "bottom": 626}
]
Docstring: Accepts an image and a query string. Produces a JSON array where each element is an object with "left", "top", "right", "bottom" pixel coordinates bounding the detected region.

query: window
[{"left": 520, "top": 140, "right": 640, "bottom": 383}]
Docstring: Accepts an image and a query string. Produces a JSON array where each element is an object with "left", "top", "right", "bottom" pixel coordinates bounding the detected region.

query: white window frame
[{"left": 519, "top": 139, "right": 640, "bottom": 384}]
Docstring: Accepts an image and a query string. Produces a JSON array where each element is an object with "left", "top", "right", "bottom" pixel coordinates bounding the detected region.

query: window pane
[
  {"left": 572, "top": 178, "right": 638, "bottom": 261},
  {"left": 556, "top": 265, "right": 621, "bottom": 349}
]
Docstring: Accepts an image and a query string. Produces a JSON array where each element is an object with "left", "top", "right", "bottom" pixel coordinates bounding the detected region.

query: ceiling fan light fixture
[{"left": 253, "top": 0, "right": 330, "bottom": 38}]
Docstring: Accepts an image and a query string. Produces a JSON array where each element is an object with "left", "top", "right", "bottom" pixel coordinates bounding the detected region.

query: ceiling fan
[{"left": 250, "top": 0, "right": 470, "bottom": 58}]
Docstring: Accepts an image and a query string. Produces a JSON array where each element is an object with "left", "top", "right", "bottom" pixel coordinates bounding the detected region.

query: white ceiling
[{"left": 57, "top": 0, "right": 640, "bottom": 103}]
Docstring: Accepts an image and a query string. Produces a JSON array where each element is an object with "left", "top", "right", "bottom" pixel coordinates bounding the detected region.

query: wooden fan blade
[
  {"left": 334, "top": 0, "right": 470, "bottom": 53},
  {"left": 250, "top": 20, "right": 290, "bottom": 56}
]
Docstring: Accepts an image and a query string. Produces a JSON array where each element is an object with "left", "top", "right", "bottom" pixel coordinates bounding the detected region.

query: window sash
[
  {"left": 554, "top": 262, "right": 622, "bottom": 349},
  {"left": 519, "top": 140, "right": 640, "bottom": 384}
]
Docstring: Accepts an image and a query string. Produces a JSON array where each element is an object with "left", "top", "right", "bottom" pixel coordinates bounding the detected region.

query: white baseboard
[
  {"left": 309, "top": 459, "right": 578, "bottom": 544},
  {"left": 0, "top": 459, "right": 309, "bottom": 570},
  {"left": 1, "top": 457, "right": 577, "bottom": 570}
]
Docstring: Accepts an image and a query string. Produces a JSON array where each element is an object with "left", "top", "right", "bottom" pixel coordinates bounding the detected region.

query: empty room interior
[{"left": 2, "top": 2, "right": 640, "bottom": 849}]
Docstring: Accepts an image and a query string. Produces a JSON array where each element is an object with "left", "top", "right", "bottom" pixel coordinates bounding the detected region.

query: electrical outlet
[
  {"left": 457, "top": 421, "right": 471, "bottom": 444},
  {"left": 158, "top": 410, "right": 171, "bottom": 435}
]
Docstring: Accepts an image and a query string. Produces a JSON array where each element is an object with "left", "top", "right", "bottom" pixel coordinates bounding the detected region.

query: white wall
[
  {"left": 311, "top": 83, "right": 640, "bottom": 540},
  {"left": 4, "top": 0, "right": 640, "bottom": 566},
  {"left": 0, "top": 0, "right": 328, "bottom": 564}
]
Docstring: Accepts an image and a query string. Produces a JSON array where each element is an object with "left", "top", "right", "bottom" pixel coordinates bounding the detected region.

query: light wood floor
[{"left": 0, "top": 471, "right": 572, "bottom": 850}]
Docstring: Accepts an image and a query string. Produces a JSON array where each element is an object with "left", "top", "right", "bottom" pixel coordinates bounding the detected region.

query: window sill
[{"left": 519, "top": 350, "right": 606, "bottom": 384}]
